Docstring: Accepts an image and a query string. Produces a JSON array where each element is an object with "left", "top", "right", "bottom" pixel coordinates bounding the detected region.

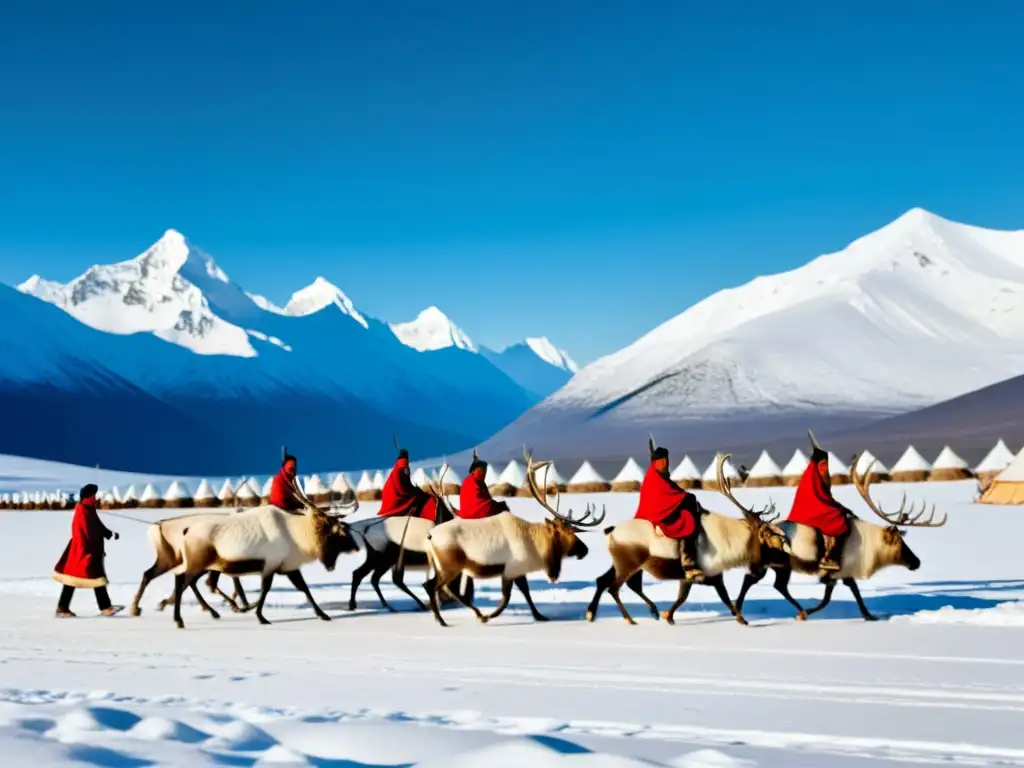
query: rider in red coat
[
  {"left": 785, "top": 434, "right": 852, "bottom": 572},
  {"left": 378, "top": 450, "right": 438, "bottom": 522},
  {"left": 269, "top": 454, "right": 303, "bottom": 511},
  {"left": 458, "top": 455, "right": 509, "bottom": 520},
  {"left": 635, "top": 442, "right": 703, "bottom": 580},
  {"left": 52, "top": 484, "right": 123, "bottom": 617}
]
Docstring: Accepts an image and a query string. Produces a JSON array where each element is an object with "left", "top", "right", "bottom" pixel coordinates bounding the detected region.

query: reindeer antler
[
  {"left": 523, "top": 448, "right": 605, "bottom": 529},
  {"left": 393, "top": 433, "right": 401, "bottom": 452},
  {"left": 424, "top": 463, "right": 460, "bottom": 516},
  {"left": 714, "top": 453, "right": 777, "bottom": 523},
  {"left": 851, "top": 453, "right": 946, "bottom": 529}
]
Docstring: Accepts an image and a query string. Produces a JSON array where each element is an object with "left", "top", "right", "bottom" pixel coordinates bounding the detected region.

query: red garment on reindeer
[
  {"left": 458, "top": 472, "right": 507, "bottom": 520},
  {"left": 269, "top": 466, "right": 302, "bottom": 511},
  {"left": 634, "top": 465, "right": 697, "bottom": 539},
  {"left": 53, "top": 496, "right": 112, "bottom": 588},
  {"left": 378, "top": 458, "right": 437, "bottom": 521},
  {"left": 786, "top": 461, "right": 850, "bottom": 537}
]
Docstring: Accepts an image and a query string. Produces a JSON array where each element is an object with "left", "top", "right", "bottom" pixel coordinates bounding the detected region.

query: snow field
[{"left": 2, "top": 480, "right": 1024, "bottom": 765}]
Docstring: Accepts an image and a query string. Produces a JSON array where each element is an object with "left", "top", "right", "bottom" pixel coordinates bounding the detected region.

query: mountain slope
[
  {"left": 473, "top": 208, "right": 1024, "bottom": 461},
  {"left": 481, "top": 338, "right": 577, "bottom": 399}
]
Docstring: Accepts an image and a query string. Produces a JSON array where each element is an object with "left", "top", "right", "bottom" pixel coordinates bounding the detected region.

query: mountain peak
[
  {"left": 284, "top": 277, "right": 368, "bottom": 328},
  {"left": 391, "top": 306, "right": 476, "bottom": 352},
  {"left": 524, "top": 337, "right": 578, "bottom": 373}
]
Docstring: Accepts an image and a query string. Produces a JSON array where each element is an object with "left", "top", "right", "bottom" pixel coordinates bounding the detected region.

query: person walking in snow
[
  {"left": 269, "top": 453, "right": 304, "bottom": 512},
  {"left": 53, "top": 483, "right": 123, "bottom": 617}
]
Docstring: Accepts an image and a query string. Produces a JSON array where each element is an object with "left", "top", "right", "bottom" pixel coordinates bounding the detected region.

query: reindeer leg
[
  {"left": 805, "top": 581, "right": 837, "bottom": 617},
  {"left": 514, "top": 576, "right": 549, "bottom": 622},
  {"left": 255, "top": 573, "right": 275, "bottom": 625},
  {"left": 771, "top": 568, "right": 807, "bottom": 620},
  {"left": 232, "top": 578, "right": 250, "bottom": 611},
  {"left": 424, "top": 573, "right": 450, "bottom": 627},
  {"left": 392, "top": 566, "right": 428, "bottom": 611},
  {"left": 130, "top": 562, "right": 167, "bottom": 617},
  {"left": 585, "top": 567, "right": 615, "bottom": 622},
  {"left": 608, "top": 577, "right": 637, "bottom": 625},
  {"left": 445, "top": 574, "right": 489, "bottom": 624},
  {"left": 189, "top": 573, "right": 220, "bottom": 619},
  {"left": 369, "top": 561, "right": 396, "bottom": 612},
  {"left": 625, "top": 571, "right": 659, "bottom": 620},
  {"left": 205, "top": 572, "right": 242, "bottom": 613},
  {"left": 843, "top": 578, "right": 878, "bottom": 621},
  {"left": 662, "top": 580, "right": 694, "bottom": 625},
  {"left": 173, "top": 573, "right": 187, "bottom": 629},
  {"left": 348, "top": 555, "right": 375, "bottom": 611},
  {"left": 706, "top": 573, "right": 746, "bottom": 626},
  {"left": 487, "top": 578, "right": 515, "bottom": 621},
  {"left": 734, "top": 568, "right": 766, "bottom": 619},
  {"left": 285, "top": 570, "right": 330, "bottom": 621}
]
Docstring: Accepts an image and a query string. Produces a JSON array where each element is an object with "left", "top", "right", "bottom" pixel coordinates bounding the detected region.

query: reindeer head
[
  {"left": 852, "top": 453, "right": 945, "bottom": 572},
  {"left": 319, "top": 515, "right": 360, "bottom": 571},
  {"left": 711, "top": 453, "right": 792, "bottom": 561},
  {"left": 524, "top": 449, "right": 605, "bottom": 581}
]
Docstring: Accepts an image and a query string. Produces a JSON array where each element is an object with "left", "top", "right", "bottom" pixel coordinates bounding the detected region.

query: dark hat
[
  {"left": 397, "top": 448, "right": 409, "bottom": 460},
  {"left": 651, "top": 447, "right": 669, "bottom": 462},
  {"left": 469, "top": 458, "right": 488, "bottom": 473},
  {"left": 79, "top": 483, "right": 98, "bottom": 500},
  {"left": 807, "top": 430, "right": 828, "bottom": 463},
  {"left": 282, "top": 454, "right": 297, "bottom": 465}
]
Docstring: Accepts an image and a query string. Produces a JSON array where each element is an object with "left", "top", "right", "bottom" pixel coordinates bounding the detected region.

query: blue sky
[{"left": 1, "top": 2, "right": 1022, "bottom": 364}]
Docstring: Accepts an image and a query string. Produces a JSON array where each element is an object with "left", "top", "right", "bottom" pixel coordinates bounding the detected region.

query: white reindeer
[
  {"left": 732, "top": 453, "right": 946, "bottom": 622},
  {"left": 170, "top": 485, "right": 359, "bottom": 628},
  {"left": 585, "top": 453, "right": 794, "bottom": 625},
  {"left": 423, "top": 450, "right": 605, "bottom": 627}
]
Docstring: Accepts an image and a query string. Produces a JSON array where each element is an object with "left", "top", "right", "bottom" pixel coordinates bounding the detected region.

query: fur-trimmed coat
[{"left": 53, "top": 498, "right": 112, "bottom": 588}]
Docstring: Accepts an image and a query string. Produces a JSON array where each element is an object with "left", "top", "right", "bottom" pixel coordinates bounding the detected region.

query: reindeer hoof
[
  {"left": 129, "top": 606, "right": 141, "bottom": 617},
  {"left": 347, "top": 601, "right": 357, "bottom": 611},
  {"left": 209, "top": 610, "right": 221, "bottom": 620},
  {"left": 625, "top": 618, "right": 637, "bottom": 626},
  {"left": 864, "top": 614, "right": 879, "bottom": 622},
  {"left": 585, "top": 610, "right": 596, "bottom": 622},
  {"left": 257, "top": 615, "right": 272, "bottom": 626},
  {"left": 735, "top": 615, "right": 749, "bottom": 626},
  {"left": 533, "top": 614, "right": 550, "bottom": 622},
  {"left": 317, "top": 612, "right": 331, "bottom": 622},
  {"left": 175, "top": 619, "right": 184, "bottom": 629},
  {"left": 157, "top": 603, "right": 168, "bottom": 612},
  {"left": 796, "top": 611, "right": 808, "bottom": 621}
]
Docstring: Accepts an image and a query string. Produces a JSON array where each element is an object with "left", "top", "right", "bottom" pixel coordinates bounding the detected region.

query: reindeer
[
  {"left": 585, "top": 452, "right": 793, "bottom": 626},
  {"left": 347, "top": 459, "right": 465, "bottom": 612},
  {"left": 423, "top": 449, "right": 605, "bottom": 627},
  {"left": 169, "top": 482, "right": 360, "bottom": 628},
  {"left": 731, "top": 453, "right": 946, "bottom": 622},
  {"left": 130, "top": 511, "right": 252, "bottom": 617}
]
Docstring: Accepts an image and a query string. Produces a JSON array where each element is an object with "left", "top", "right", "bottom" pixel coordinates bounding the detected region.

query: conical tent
[
  {"left": 163, "top": 480, "right": 194, "bottom": 509},
  {"left": 139, "top": 483, "right": 163, "bottom": 509},
  {"left": 410, "top": 467, "right": 431, "bottom": 488},
  {"left": 891, "top": 446, "right": 932, "bottom": 483},
  {"left": 491, "top": 460, "right": 526, "bottom": 498},
  {"left": 260, "top": 476, "right": 274, "bottom": 502},
  {"left": 781, "top": 449, "right": 809, "bottom": 486},
  {"left": 976, "top": 439, "right": 1016, "bottom": 487},
  {"left": 193, "top": 479, "right": 219, "bottom": 507},
  {"left": 331, "top": 472, "right": 354, "bottom": 496},
  {"left": 532, "top": 462, "right": 567, "bottom": 492},
  {"left": 744, "top": 450, "right": 783, "bottom": 488},
  {"left": 827, "top": 452, "right": 851, "bottom": 485},
  {"left": 235, "top": 479, "right": 260, "bottom": 507},
  {"left": 670, "top": 456, "right": 702, "bottom": 490},
  {"left": 484, "top": 463, "right": 500, "bottom": 487},
  {"left": 304, "top": 474, "right": 330, "bottom": 504},
  {"left": 356, "top": 470, "right": 380, "bottom": 501},
  {"left": 702, "top": 456, "right": 740, "bottom": 491},
  {"left": 121, "top": 485, "right": 139, "bottom": 509},
  {"left": 216, "top": 479, "right": 236, "bottom": 505},
  {"left": 980, "top": 448, "right": 1024, "bottom": 504},
  {"left": 611, "top": 457, "right": 645, "bottom": 492},
  {"left": 930, "top": 446, "right": 972, "bottom": 481},
  {"left": 567, "top": 461, "right": 611, "bottom": 493},
  {"left": 439, "top": 464, "right": 463, "bottom": 495},
  {"left": 854, "top": 451, "right": 890, "bottom": 483}
]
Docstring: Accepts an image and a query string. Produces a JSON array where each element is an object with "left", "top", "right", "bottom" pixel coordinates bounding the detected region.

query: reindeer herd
[{"left": 127, "top": 449, "right": 946, "bottom": 629}]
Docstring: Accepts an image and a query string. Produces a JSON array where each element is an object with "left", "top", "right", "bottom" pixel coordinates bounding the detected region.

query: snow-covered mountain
[
  {"left": 391, "top": 306, "right": 476, "bottom": 352},
  {"left": 481, "top": 338, "right": 577, "bottom": 399},
  {"left": 9, "top": 230, "right": 578, "bottom": 473},
  {"left": 474, "top": 208, "right": 1024, "bottom": 461}
]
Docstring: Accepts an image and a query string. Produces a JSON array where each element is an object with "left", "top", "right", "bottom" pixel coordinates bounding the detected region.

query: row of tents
[{"left": 3, "top": 439, "right": 1020, "bottom": 510}]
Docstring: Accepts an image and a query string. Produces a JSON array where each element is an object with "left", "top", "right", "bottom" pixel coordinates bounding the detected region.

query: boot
[
  {"left": 100, "top": 606, "right": 125, "bottom": 617},
  {"left": 819, "top": 535, "right": 841, "bottom": 572},
  {"left": 681, "top": 535, "right": 704, "bottom": 581},
  {"left": 55, "top": 609, "right": 76, "bottom": 618}
]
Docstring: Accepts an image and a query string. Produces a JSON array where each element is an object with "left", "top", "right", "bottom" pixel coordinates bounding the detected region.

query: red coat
[
  {"left": 458, "top": 473, "right": 508, "bottom": 520},
  {"left": 269, "top": 468, "right": 303, "bottom": 511},
  {"left": 53, "top": 499, "right": 112, "bottom": 588},
  {"left": 786, "top": 461, "right": 850, "bottom": 537},
  {"left": 378, "top": 459, "right": 437, "bottom": 522},
  {"left": 634, "top": 465, "right": 697, "bottom": 539}
]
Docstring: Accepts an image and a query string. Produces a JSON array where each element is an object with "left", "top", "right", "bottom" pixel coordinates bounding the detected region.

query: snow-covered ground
[{"left": 3, "top": 479, "right": 1024, "bottom": 766}]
